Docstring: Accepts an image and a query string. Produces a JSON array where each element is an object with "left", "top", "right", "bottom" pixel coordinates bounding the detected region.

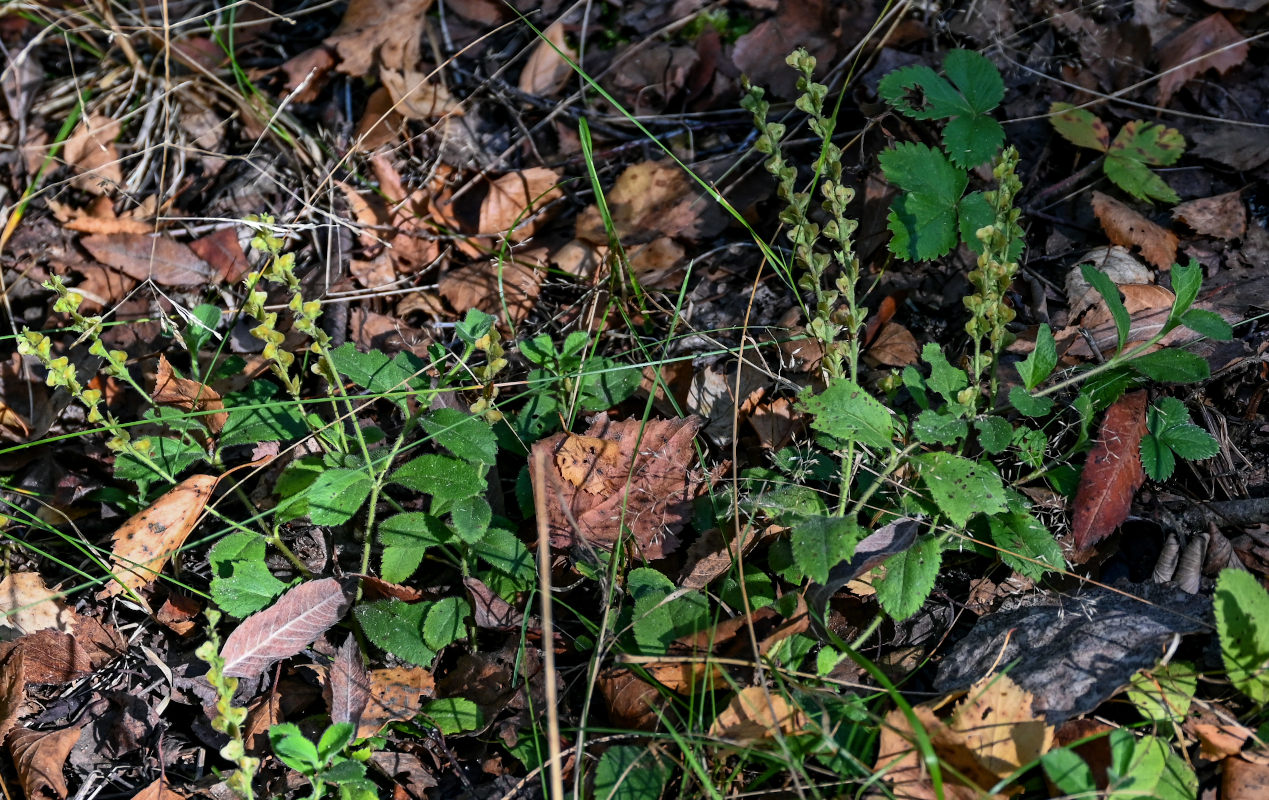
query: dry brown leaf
[
  {"left": 63, "top": 114, "right": 122, "bottom": 195},
  {"left": 352, "top": 87, "right": 404, "bottom": 151},
  {"left": 152, "top": 355, "right": 227, "bottom": 435},
  {"left": 1193, "top": 721, "right": 1252, "bottom": 760},
  {"left": 478, "top": 168, "right": 562, "bottom": 241},
  {"left": 325, "top": 0, "right": 435, "bottom": 77},
  {"left": 80, "top": 233, "right": 215, "bottom": 287},
  {"left": 328, "top": 634, "right": 371, "bottom": 731},
  {"left": 519, "top": 21, "right": 575, "bottom": 96},
  {"left": 1157, "top": 14, "right": 1249, "bottom": 107},
  {"left": 154, "top": 593, "right": 201, "bottom": 637},
  {"left": 1172, "top": 190, "right": 1246, "bottom": 240},
  {"left": 875, "top": 705, "right": 1003, "bottom": 800},
  {"left": 532, "top": 415, "right": 715, "bottom": 560},
  {"left": 747, "top": 396, "right": 800, "bottom": 451},
  {"left": 709, "top": 686, "right": 809, "bottom": 742},
  {"left": 1061, "top": 283, "right": 1177, "bottom": 358},
  {"left": 1071, "top": 391, "right": 1148, "bottom": 553},
  {"left": 0, "top": 573, "right": 76, "bottom": 636},
  {"left": 241, "top": 692, "right": 281, "bottom": 755},
  {"left": 555, "top": 434, "right": 625, "bottom": 495},
  {"left": 864, "top": 321, "right": 920, "bottom": 367},
  {"left": 126, "top": 777, "right": 187, "bottom": 800},
  {"left": 626, "top": 237, "right": 687, "bottom": 287},
  {"left": 358, "top": 666, "right": 435, "bottom": 740},
  {"left": 48, "top": 197, "right": 153, "bottom": 235},
  {"left": 463, "top": 576, "right": 523, "bottom": 630},
  {"left": 380, "top": 68, "right": 462, "bottom": 120},
  {"left": 220, "top": 578, "right": 355, "bottom": 679},
  {"left": 279, "top": 47, "right": 335, "bottom": 104},
  {"left": 438, "top": 253, "right": 544, "bottom": 324},
  {"left": 1223, "top": 754, "right": 1269, "bottom": 798},
  {"left": 575, "top": 160, "right": 725, "bottom": 245},
  {"left": 71, "top": 265, "right": 138, "bottom": 314},
  {"left": 189, "top": 228, "right": 250, "bottom": 284},
  {"left": 950, "top": 674, "right": 1053, "bottom": 778},
  {"left": 99, "top": 474, "right": 219, "bottom": 599},
  {"left": 1091, "top": 191, "right": 1178, "bottom": 270},
  {"left": 0, "top": 649, "right": 27, "bottom": 743},
  {"left": 598, "top": 667, "right": 665, "bottom": 731},
  {"left": 551, "top": 239, "right": 603, "bottom": 278},
  {"left": 8, "top": 725, "right": 83, "bottom": 800}
]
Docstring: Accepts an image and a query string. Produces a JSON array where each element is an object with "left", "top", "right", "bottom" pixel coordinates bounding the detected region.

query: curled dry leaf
[
  {"left": 7, "top": 725, "right": 83, "bottom": 800},
  {"left": 152, "top": 355, "right": 227, "bottom": 435},
  {"left": 325, "top": 0, "right": 435, "bottom": 77},
  {"left": 1157, "top": 14, "right": 1249, "bottom": 107},
  {"left": 532, "top": 415, "right": 716, "bottom": 560},
  {"left": 519, "top": 21, "right": 575, "bottom": 96},
  {"left": 1071, "top": 391, "right": 1148, "bottom": 553},
  {"left": 99, "top": 474, "right": 220, "bottom": 599},
  {"left": 80, "top": 234, "right": 215, "bottom": 287},
  {"left": 478, "top": 168, "right": 563, "bottom": 241},
  {"left": 1172, "top": 190, "right": 1247, "bottom": 240},
  {"left": 709, "top": 686, "right": 809, "bottom": 743},
  {"left": 220, "top": 578, "right": 355, "bottom": 679},
  {"left": 1091, "top": 191, "right": 1178, "bottom": 271},
  {"left": 0, "top": 572, "right": 76, "bottom": 636},
  {"left": 0, "top": 649, "right": 26, "bottom": 743}
]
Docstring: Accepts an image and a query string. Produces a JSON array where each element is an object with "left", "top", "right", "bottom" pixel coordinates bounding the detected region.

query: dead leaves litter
[{"left": 1090, "top": 191, "right": 1178, "bottom": 271}]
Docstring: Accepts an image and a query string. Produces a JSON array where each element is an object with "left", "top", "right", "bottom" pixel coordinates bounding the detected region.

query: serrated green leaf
[
  {"left": 219, "top": 380, "right": 307, "bottom": 446},
  {"left": 902, "top": 365, "right": 930, "bottom": 409},
  {"left": 1130, "top": 349, "right": 1209, "bottom": 383},
  {"left": 1081, "top": 263, "right": 1130, "bottom": 353},
  {"left": 209, "top": 531, "right": 267, "bottom": 573},
  {"left": 988, "top": 510, "right": 1062, "bottom": 579},
  {"left": 913, "top": 408, "right": 968, "bottom": 445},
  {"left": 380, "top": 546, "right": 425, "bottom": 585},
  {"left": 875, "top": 536, "right": 941, "bottom": 620},
  {"left": 317, "top": 722, "right": 354, "bottom": 762},
  {"left": 1145, "top": 398, "right": 1219, "bottom": 477},
  {"left": 594, "top": 745, "right": 672, "bottom": 800},
  {"left": 450, "top": 495, "right": 491, "bottom": 544},
  {"left": 1215, "top": 569, "right": 1269, "bottom": 704},
  {"left": 421, "top": 697, "right": 482, "bottom": 735},
  {"left": 1048, "top": 102, "right": 1110, "bottom": 152},
  {"left": 881, "top": 142, "right": 968, "bottom": 261},
  {"left": 1159, "top": 423, "right": 1219, "bottom": 460},
  {"left": 921, "top": 343, "right": 968, "bottom": 401},
  {"left": 307, "top": 468, "right": 373, "bottom": 526},
  {"left": 943, "top": 49, "right": 1004, "bottom": 113},
  {"left": 115, "top": 437, "right": 206, "bottom": 483},
  {"left": 1109, "top": 120, "right": 1186, "bottom": 167},
  {"left": 1155, "top": 744, "right": 1198, "bottom": 800},
  {"left": 270, "top": 723, "right": 320, "bottom": 772},
  {"left": 378, "top": 512, "right": 450, "bottom": 583},
  {"left": 1141, "top": 433, "right": 1176, "bottom": 481},
  {"left": 212, "top": 560, "right": 290, "bottom": 618},
  {"left": 1017, "top": 323, "right": 1058, "bottom": 390},
  {"left": 943, "top": 114, "right": 1005, "bottom": 168},
  {"left": 355, "top": 599, "right": 435, "bottom": 667},
  {"left": 1180, "top": 308, "right": 1233, "bottom": 341},
  {"left": 629, "top": 568, "right": 710, "bottom": 655},
  {"left": 1169, "top": 260, "right": 1202, "bottom": 318},
  {"left": 802, "top": 378, "right": 894, "bottom": 450},
  {"left": 471, "top": 527, "right": 534, "bottom": 582},
  {"left": 327, "top": 343, "right": 425, "bottom": 404},
  {"left": 878, "top": 65, "right": 966, "bottom": 120},
  {"left": 390, "top": 454, "right": 482, "bottom": 501},
  {"left": 790, "top": 515, "right": 862, "bottom": 584},
  {"left": 1107, "top": 732, "right": 1169, "bottom": 798},
  {"left": 916, "top": 452, "right": 1008, "bottom": 526},
  {"left": 1008, "top": 385, "right": 1054, "bottom": 417},
  {"left": 976, "top": 415, "right": 1013, "bottom": 453},
  {"left": 422, "top": 408, "right": 497, "bottom": 465},
  {"left": 422, "top": 596, "right": 469, "bottom": 651},
  {"left": 1104, "top": 154, "right": 1180, "bottom": 204}
]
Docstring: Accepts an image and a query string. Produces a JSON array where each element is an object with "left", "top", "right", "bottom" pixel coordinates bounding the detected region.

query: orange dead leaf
[
  {"left": 438, "top": 252, "right": 544, "bottom": 324},
  {"left": 127, "top": 778, "right": 188, "bottom": 800},
  {"left": 575, "top": 160, "right": 725, "bottom": 246},
  {"left": 1157, "top": 14, "right": 1248, "bottom": 107},
  {"left": 1193, "top": 721, "right": 1252, "bottom": 760},
  {"left": 876, "top": 705, "right": 1002, "bottom": 800},
  {"left": 98, "top": 474, "right": 220, "bottom": 599},
  {"left": 519, "top": 21, "right": 575, "bottom": 96},
  {"left": 555, "top": 434, "right": 625, "bottom": 495},
  {"left": 709, "top": 686, "right": 809, "bottom": 742},
  {"left": 152, "top": 355, "right": 227, "bottom": 434},
  {"left": 358, "top": 667, "right": 435, "bottom": 740},
  {"left": 1091, "top": 191, "right": 1178, "bottom": 270},
  {"left": 950, "top": 674, "right": 1053, "bottom": 778},
  {"left": 380, "top": 68, "right": 462, "bottom": 120},
  {"left": 1071, "top": 391, "right": 1148, "bottom": 553},
  {"left": 478, "top": 168, "right": 563, "bottom": 241},
  {"left": 1223, "top": 754, "right": 1269, "bottom": 798},
  {"left": 1172, "top": 190, "right": 1247, "bottom": 240},
  {"left": 8, "top": 725, "right": 83, "bottom": 800}
]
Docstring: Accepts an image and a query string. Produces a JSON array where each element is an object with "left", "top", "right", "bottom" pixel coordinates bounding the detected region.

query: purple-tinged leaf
[
  {"left": 327, "top": 634, "right": 370, "bottom": 729},
  {"left": 221, "top": 578, "right": 353, "bottom": 679}
]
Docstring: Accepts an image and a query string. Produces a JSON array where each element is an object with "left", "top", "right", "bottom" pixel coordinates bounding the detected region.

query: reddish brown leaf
[
  {"left": 1072, "top": 391, "right": 1148, "bottom": 552},
  {"left": 63, "top": 114, "right": 122, "bottom": 195},
  {"left": 598, "top": 667, "right": 665, "bottom": 731},
  {"left": 574, "top": 160, "right": 727, "bottom": 246},
  {"left": 1172, "top": 190, "right": 1247, "bottom": 240},
  {"left": 1223, "top": 755, "right": 1269, "bottom": 799},
  {"left": 325, "top": 0, "right": 435, "bottom": 77},
  {"left": 189, "top": 227, "right": 250, "bottom": 284},
  {"left": 1157, "top": 14, "right": 1248, "bottom": 107},
  {"left": 328, "top": 635, "right": 370, "bottom": 730},
  {"left": 155, "top": 593, "right": 201, "bottom": 637},
  {"left": 463, "top": 577, "right": 523, "bottom": 630},
  {"left": 220, "top": 578, "right": 354, "bottom": 679},
  {"left": 80, "top": 234, "right": 215, "bottom": 287},
  {"left": 99, "top": 474, "right": 220, "bottom": 599},
  {"left": 532, "top": 415, "right": 715, "bottom": 560},
  {"left": 518, "top": 21, "right": 574, "bottom": 96},
  {"left": 152, "top": 355, "right": 227, "bottom": 434},
  {"left": 1091, "top": 192, "right": 1178, "bottom": 271},
  {"left": 0, "top": 649, "right": 27, "bottom": 743},
  {"left": 438, "top": 253, "right": 544, "bottom": 324},
  {"left": 7, "top": 725, "right": 83, "bottom": 800},
  {"left": 478, "top": 169, "right": 563, "bottom": 241}
]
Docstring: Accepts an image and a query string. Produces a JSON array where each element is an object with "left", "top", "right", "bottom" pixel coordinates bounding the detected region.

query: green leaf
[
  {"left": 317, "top": 722, "right": 354, "bottom": 762},
  {"left": 593, "top": 745, "right": 673, "bottom": 800},
  {"left": 1215, "top": 569, "right": 1269, "bottom": 704},
  {"left": 1169, "top": 259, "right": 1202, "bottom": 318},
  {"left": 1180, "top": 308, "right": 1233, "bottom": 341},
  {"left": 802, "top": 378, "right": 894, "bottom": 450},
  {"left": 182, "top": 304, "right": 223, "bottom": 354},
  {"left": 219, "top": 380, "right": 306, "bottom": 446},
  {"left": 1155, "top": 746, "right": 1198, "bottom": 800},
  {"left": 421, "top": 697, "right": 482, "bottom": 735},
  {"left": 916, "top": 452, "right": 1008, "bottom": 526},
  {"left": 875, "top": 536, "right": 941, "bottom": 620},
  {"left": 1147, "top": 397, "right": 1219, "bottom": 471},
  {"left": 913, "top": 408, "right": 968, "bottom": 445},
  {"left": 422, "top": 408, "right": 497, "bottom": 465},
  {"left": 1107, "top": 731, "right": 1169, "bottom": 798},
  {"left": 378, "top": 512, "right": 450, "bottom": 583},
  {"left": 988, "top": 510, "right": 1062, "bottom": 579},
  {"left": 1141, "top": 433, "right": 1175, "bottom": 481},
  {"left": 880, "top": 142, "right": 968, "bottom": 261},
  {"left": 878, "top": 65, "right": 966, "bottom": 120},
  {"left": 1130, "top": 349, "right": 1209, "bottom": 383},
  {"left": 327, "top": 343, "right": 427, "bottom": 405},
  {"left": 114, "top": 436, "right": 206, "bottom": 484},
  {"left": 790, "top": 515, "right": 862, "bottom": 584},
  {"left": 212, "top": 560, "right": 290, "bottom": 618},
  {"left": 519, "top": 334, "right": 556, "bottom": 366},
  {"left": 454, "top": 309, "right": 494, "bottom": 346},
  {"left": 1080, "top": 263, "right": 1130, "bottom": 354},
  {"left": 975, "top": 416, "right": 1013, "bottom": 454},
  {"left": 270, "top": 723, "right": 321, "bottom": 773},
  {"left": 355, "top": 599, "right": 436, "bottom": 667},
  {"left": 1048, "top": 102, "right": 1110, "bottom": 152},
  {"left": 943, "top": 113, "right": 1005, "bottom": 169},
  {"left": 579, "top": 359, "right": 640, "bottom": 411},
  {"left": 422, "top": 596, "right": 469, "bottom": 651},
  {"left": 921, "top": 343, "right": 968, "bottom": 401},
  {"left": 450, "top": 495, "right": 492, "bottom": 544},
  {"left": 307, "top": 468, "right": 373, "bottom": 526},
  {"left": 1126, "top": 661, "right": 1197, "bottom": 723},
  {"left": 629, "top": 568, "right": 711, "bottom": 655},
  {"left": 1008, "top": 386, "right": 1054, "bottom": 417},
  {"left": 470, "top": 527, "right": 534, "bottom": 582},
  {"left": 1104, "top": 121, "right": 1185, "bottom": 204},
  {"left": 1104, "top": 155, "right": 1179, "bottom": 204},
  {"left": 1016, "top": 323, "right": 1058, "bottom": 390},
  {"left": 1042, "top": 749, "right": 1096, "bottom": 795},
  {"left": 943, "top": 49, "right": 1004, "bottom": 114},
  {"left": 390, "top": 454, "right": 482, "bottom": 501}
]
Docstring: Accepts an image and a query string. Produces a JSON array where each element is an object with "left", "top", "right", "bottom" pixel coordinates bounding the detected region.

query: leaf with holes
[
  {"left": 915, "top": 452, "right": 1008, "bottom": 527},
  {"left": 220, "top": 578, "right": 355, "bottom": 679}
]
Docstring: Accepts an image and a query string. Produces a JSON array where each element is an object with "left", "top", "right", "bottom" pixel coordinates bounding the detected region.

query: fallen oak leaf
[
  {"left": 1071, "top": 391, "right": 1148, "bottom": 553},
  {"left": 98, "top": 474, "right": 220, "bottom": 600},
  {"left": 220, "top": 578, "right": 355, "bottom": 679},
  {"left": 80, "top": 233, "right": 215, "bottom": 287}
]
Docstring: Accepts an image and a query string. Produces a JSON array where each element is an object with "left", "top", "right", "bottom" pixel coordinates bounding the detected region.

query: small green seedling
[
  {"left": 268, "top": 722, "right": 377, "bottom": 800},
  {"left": 1049, "top": 102, "right": 1186, "bottom": 204}
]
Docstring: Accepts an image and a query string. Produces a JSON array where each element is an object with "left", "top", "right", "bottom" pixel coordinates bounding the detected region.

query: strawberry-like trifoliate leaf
[
  {"left": 1141, "top": 397, "right": 1219, "bottom": 481},
  {"left": 881, "top": 142, "right": 968, "bottom": 261},
  {"left": 878, "top": 65, "right": 967, "bottom": 120},
  {"left": 943, "top": 49, "right": 1005, "bottom": 113},
  {"left": 1049, "top": 102, "right": 1110, "bottom": 152},
  {"left": 1105, "top": 121, "right": 1186, "bottom": 204},
  {"left": 944, "top": 113, "right": 1006, "bottom": 169}
]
